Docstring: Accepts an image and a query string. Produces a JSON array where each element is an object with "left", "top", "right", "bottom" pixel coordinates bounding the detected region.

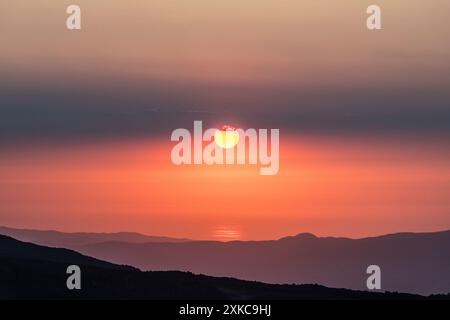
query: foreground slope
[
  {"left": 2, "top": 227, "right": 450, "bottom": 295},
  {"left": 0, "top": 235, "right": 438, "bottom": 300}
]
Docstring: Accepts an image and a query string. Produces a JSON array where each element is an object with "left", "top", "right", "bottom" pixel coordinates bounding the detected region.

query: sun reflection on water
[{"left": 212, "top": 225, "right": 242, "bottom": 241}]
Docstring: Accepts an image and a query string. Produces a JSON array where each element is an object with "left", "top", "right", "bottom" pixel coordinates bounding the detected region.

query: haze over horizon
[{"left": 2, "top": 221, "right": 450, "bottom": 242}]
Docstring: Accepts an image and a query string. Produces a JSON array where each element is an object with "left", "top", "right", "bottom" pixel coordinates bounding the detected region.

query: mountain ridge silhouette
[
  {"left": 2, "top": 227, "right": 450, "bottom": 295},
  {"left": 3, "top": 234, "right": 448, "bottom": 300}
]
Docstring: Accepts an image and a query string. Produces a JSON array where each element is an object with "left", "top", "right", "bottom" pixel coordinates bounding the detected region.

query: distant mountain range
[
  {"left": 1, "top": 226, "right": 450, "bottom": 295},
  {"left": 0, "top": 226, "right": 190, "bottom": 247},
  {"left": 2, "top": 235, "right": 444, "bottom": 300}
]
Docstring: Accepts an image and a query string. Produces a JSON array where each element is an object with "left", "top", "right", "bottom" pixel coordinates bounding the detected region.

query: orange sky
[{"left": 1, "top": 135, "right": 449, "bottom": 240}]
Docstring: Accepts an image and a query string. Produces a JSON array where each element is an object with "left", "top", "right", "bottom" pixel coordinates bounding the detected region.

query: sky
[{"left": 0, "top": 0, "right": 449, "bottom": 240}]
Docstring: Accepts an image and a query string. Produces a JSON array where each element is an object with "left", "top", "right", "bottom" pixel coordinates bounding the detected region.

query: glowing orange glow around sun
[{"left": 214, "top": 125, "right": 240, "bottom": 149}]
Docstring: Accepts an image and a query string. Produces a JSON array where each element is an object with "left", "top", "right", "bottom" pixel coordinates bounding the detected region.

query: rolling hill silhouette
[
  {"left": 0, "top": 235, "right": 440, "bottom": 300},
  {"left": 2, "top": 227, "right": 450, "bottom": 295},
  {"left": 0, "top": 226, "right": 189, "bottom": 247}
]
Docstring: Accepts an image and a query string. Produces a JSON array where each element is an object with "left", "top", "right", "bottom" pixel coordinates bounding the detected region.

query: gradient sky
[{"left": 1, "top": 1, "right": 449, "bottom": 240}]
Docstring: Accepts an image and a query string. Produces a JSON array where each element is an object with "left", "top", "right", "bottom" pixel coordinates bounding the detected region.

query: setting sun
[{"left": 214, "top": 125, "right": 240, "bottom": 149}]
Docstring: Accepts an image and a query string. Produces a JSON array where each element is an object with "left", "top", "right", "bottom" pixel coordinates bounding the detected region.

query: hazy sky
[
  {"left": 0, "top": 1, "right": 449, "bottom": 239},
  {"left": 1, "top": 0, "right": 450, "bottom": 142}
]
